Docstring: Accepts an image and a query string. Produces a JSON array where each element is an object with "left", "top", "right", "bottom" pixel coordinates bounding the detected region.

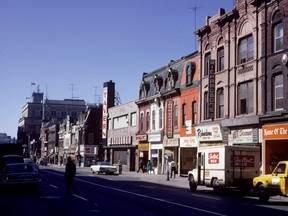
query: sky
[{"left": 0, "top": 0, "right": 233, "bottom": 138}]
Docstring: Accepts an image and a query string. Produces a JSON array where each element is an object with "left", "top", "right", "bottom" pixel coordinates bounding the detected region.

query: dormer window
[{"left": 167, "top": 66, "right": 178, "bottom": 90}]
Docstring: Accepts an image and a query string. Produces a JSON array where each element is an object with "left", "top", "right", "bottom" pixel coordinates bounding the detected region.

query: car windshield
[
  {"left": 5, "top": 164, "right": 34, "bottom": 173},
  {"left": 3, "top": 155, "right": 24, "bottom": 165},
  {"left": 97, "top": 161, "right": 112, "bottom": 166}
]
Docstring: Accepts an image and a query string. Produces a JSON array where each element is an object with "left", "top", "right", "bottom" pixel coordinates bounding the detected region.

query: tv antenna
[
  {"left": 70, "top": 84, "right": 77, "bottom": 99},
  {"left": 94, "top": 86, "right": 102, "bottom": 105},
  {"left": 188, "top": 4, "right": 205, "bottom": 50}
]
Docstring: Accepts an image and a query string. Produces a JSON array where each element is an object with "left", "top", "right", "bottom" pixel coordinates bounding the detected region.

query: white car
[{"left": 90, "top": 161, "right": 117, "bottom": 175}]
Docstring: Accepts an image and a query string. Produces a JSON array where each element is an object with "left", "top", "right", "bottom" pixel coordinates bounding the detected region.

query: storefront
[
  {"left": 148, "top": 133, "right": 162, "bottom": 175},
  {"left": 163, "top": 138, "right": 179, "bottom": 174},
  {"left": 262, "top": 123, "right": 288, "bottom": 174},
  {"left": 179, "top": 136, "right": 198, "bottom": 175}
]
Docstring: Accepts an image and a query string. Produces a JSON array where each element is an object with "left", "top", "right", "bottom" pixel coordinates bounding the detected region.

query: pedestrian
[
  {"left": 146, "top": 160, "right": 153, "bottom": 174},
  {"left": 118, "top": 160, "right": 122, "bottom": 174},
  {"left": 170, "top": 159, "right": 177, "bottom": 179},
  {"left": 137, "top": 159, "right": 145, "bottom": 173},
  {"left": 64, "top": 156, "right": 78, "bottom": 197}
]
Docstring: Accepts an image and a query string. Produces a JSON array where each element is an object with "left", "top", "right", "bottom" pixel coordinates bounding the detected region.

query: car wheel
[
  {"left": 189, "top": 175, "right": 197, "bottom": 192},
  {"left": 212, "top": 178, "right": 222, "bottom": 193},
  {"left": 258, "top": 183, "right": 270, "bottom": 203}
]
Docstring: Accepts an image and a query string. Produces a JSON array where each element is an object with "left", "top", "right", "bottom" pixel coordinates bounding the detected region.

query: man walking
[
  {"left": 65, "top": 156, "right": 78, "bottom": 197},
  {"left": 170, "top": 159, "right": 177, "bottom": 179}
]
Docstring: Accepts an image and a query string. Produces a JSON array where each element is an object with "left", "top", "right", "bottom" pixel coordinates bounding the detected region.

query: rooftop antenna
[
  {"left": 70, "top": 84, "right": 77, "bottom": 99},
  {"left": 188, "top": 4, "right": 205, "bottom": 50},
  {"left": 45, "top": 83, "right": 49, "bottom": 99},
  {"left": 94, "top": 86, "right": 102, "bottom": 105}
]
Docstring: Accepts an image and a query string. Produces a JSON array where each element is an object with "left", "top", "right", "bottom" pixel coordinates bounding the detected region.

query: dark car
[{"left": 1, "top": 163, "right": 41, "bottom": 187}]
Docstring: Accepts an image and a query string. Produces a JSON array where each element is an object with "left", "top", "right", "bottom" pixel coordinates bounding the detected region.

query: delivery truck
[{"left": 188, "top": 145, "right": 260, "bottom": 193}]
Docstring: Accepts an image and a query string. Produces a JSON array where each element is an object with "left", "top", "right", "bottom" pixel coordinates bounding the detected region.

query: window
[
  {"left": 131, "top": 112, "right": 136, "bottom": 126},
  {"left": 204, "top": 53, "right": 211, "bottom": 76},
  {"left": 140, "top": 113, "right": 144, "bottom": 131},
  {"left": 192, "top": 101, "right": 197, "bottom": 125},
  {"left": 152, "top": 110, "right": 155, "bottom": 130},
  {"left": 239, "top": 35, "right": 254, "bottom": 64},
  {"left": 182, "top": 104, "right": 186, "bottom": 127},
  {"left": 159, "top": 109, "right": 163, "bottom": 129},
  {"left": 217, "top": 47, "right": 224, "bottom": 71},
  {"left": 186, "top": 62, "right": 195, "bottom": 84},
  {"left": 274, "top": 22, "right": 283, "bottom": 53},
  {"left": 217, "top": 88, "right": 224, "bottom": 118},
  {"left": 274, "top": 74, "right": 283, "bottom": 110},
  {"left": 146, "top": 112, "right": 150, "bottom": 130},
  {"left": 238, "top": 81, "right": 254, "bottom": 114},
  {"left": 204, "top": 92, "right": 209, "bottom": 119},
  {"left": 174, "top": 105, "right": 178, "bottom": 127}
]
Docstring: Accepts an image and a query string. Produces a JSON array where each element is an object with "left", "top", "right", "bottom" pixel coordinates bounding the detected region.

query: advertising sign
[
  {"left": 196, "top": 125, "right": 222, "bottom": 141},
  {"left": 102, "top": 87, "right": 108, "bottom": 140},
  {"left": 208, "top": 59, "right": 215, "bottom": 119}
]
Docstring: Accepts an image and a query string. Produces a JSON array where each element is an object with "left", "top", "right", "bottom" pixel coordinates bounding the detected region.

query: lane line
[
  {"left": 42, "top": 170, "right": 226, "bottom": 216},
  {"left": 50, "top": 184, "right": 58, "bottom": 189},
  {"left": 74, "top": 194, "right": 88, "bottom": 201},
  {"left": 192, "top": 194, "right": 221, "bottom": 200},
  {"left": 40, "top": 196, "right": 61, "bottom": 199}
]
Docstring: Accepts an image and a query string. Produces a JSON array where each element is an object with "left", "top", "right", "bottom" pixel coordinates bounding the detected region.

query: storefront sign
[
  {"left": 102, "top": 87, "right": 108, "bottom": 140},
  {"left": 136, "top": 134, "right": 147, "bottom": 141},
  {"left": 196, "top": 125, "right": 222, "bottom": 141},
  {"left": 180, "top": 137, "right": 198, "bottom": 147},
  {"left": 138, "top": 143, "right": 149, "bottom": 151},
  {"left": 230, "top": 128, "right": 258, "bottom": 144},
  {"left": 148, "top": 134, "right": 161, "bottom": 142},
  {"left": 166, "top": 100, "right": 174, "bottom": 138},
  {"left": 208, "top": 59, "right": 215, "bottom": 119},
  {"left": 110, "top": 136, "right": 132, "bottom": 145},
  {"left": 163, "top": 138, "right": 179, "bottom": 147},
  {"left": 263, "top": 124, "right": 288, "bottom": 139}
]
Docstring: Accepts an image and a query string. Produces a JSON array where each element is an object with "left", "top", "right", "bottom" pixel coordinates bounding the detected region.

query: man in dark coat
[{"left": 65, "top": 156, "right": 78, "bottom": 197}]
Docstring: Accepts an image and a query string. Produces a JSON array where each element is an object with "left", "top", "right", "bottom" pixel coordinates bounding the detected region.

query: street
[{"left": 0, "top": 165, "right": 288, "bottom": 216}]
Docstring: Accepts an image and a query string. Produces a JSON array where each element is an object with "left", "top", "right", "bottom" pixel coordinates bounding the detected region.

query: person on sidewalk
[
  {"left": 137, "top": 159, "right": 145, "bottom": 173},
  {"left": 146, "top": 160, "right": 153, "bottom": 174},
  {"left": 64, "top": 156, "right": 78, "bottom": 197},
  {"left": 170, "top": 159, "right": 177, "bottom": 179}
]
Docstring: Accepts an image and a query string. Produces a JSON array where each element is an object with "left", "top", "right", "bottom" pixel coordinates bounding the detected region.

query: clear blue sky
[{"left": 0, "top": 0, "right": 233, "bottom": 138}]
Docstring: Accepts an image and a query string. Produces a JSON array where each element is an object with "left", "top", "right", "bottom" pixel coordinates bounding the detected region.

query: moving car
[
  {"left": 90, "top": 161, "right": 117, "bottom": 175},
  {"left": 1, "top": 162, "right": 41, "bottom": 187}
]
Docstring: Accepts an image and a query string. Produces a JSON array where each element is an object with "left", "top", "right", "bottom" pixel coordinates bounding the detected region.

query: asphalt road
[{"left": 0, "top": 165, "right": 287, "bottom": 216}]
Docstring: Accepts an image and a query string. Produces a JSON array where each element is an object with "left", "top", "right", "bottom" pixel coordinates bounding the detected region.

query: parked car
[
  {"left": 90, "top": 161, "right": 117, "bottom": 175},
  {"left": 1, "top": 162, "right": 41, "bottom": 188}
]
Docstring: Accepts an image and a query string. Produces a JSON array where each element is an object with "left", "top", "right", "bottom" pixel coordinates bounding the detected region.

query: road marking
[
  {"left": 74, "top": 194, "right": 88, "bottom": 201},
  {"left": 42, "top": 170, "right": 226, "bottom": 216},
  {"left": 49, "top": 184, "right": 58, "bottom": 189},
  {"left": 192, "top": 193, "right": 220, "bottom": 200},
  {"left": 76, "top": 178, "right": 226, "bottom": 216},
  {"left": 139, "top": 185, "right": 155, "bottom": 189},
  {"left": 40, "top": 196, "right": 61, "bottom": 199}
]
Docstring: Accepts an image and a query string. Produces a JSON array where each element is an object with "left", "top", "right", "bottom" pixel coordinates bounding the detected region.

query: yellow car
[{"left": 253, "top": 161, "right": 288, "bottom": 203}]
